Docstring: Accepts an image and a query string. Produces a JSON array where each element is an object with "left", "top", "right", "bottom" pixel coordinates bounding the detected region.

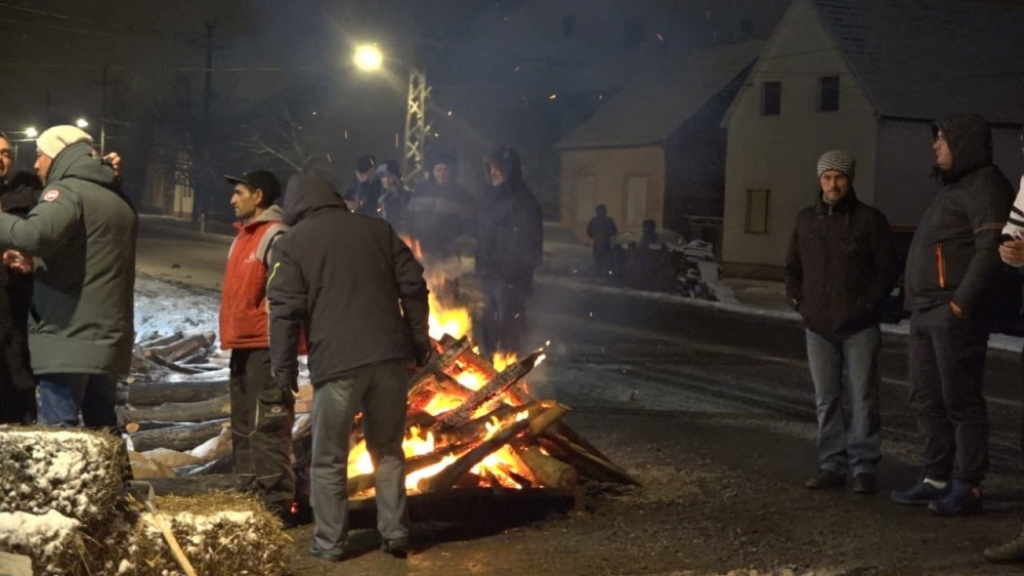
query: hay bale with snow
[
  {"left": 0, "top": 510, "right": 87, "bottom": 575},
  {"left": 125, "top": 492, "right": 289, "bottom": 576},
  {"left": 0, "top": 427, "right": 128, "bottom": 524}
]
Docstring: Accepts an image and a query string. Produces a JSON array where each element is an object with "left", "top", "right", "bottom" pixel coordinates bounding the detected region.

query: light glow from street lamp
[
  {"left": 24, "top": 127, "right": 38, "bottom": 138},
  {"left": 75, "top": 118, "right": 89, "bottom": 128},
  {"left": 354, "top": 44, "right": 383, "bottom": 72}
]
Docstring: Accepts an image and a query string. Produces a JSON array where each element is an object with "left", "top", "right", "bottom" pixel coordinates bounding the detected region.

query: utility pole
[
  {"left": 402, "top": 67, "right": 431, "bottom": 183},
  {"left": 196, "top": 19, "right": 216, "bottom": 224}
]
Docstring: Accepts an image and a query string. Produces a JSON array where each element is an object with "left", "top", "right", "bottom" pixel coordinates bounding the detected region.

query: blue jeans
[
  {"left": 805, "top": 326, "right": 882, "bottom": 475},
  {"left": 38, "top": 373, "right": 119, "bottom": 429}
]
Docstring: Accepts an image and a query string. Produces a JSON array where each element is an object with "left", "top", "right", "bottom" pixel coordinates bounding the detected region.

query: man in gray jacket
[{"left": 0, "top": 125, "right": 136, "bottom": 429}]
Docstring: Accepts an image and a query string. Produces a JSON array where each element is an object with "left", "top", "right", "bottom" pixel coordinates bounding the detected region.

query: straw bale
[
  {"left": 125, "top": 492, "right": 290, "bottom": 576},
  {"left": 0, "top": 427, "right": 128, "bottom": 523},
  {"left": 0, "top": 510, "right": 87, "bottom": 575}
]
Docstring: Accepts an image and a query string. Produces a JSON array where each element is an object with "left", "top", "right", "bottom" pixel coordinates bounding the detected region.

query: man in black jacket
[
  {"left": 892, "top": 114, "right": 1014, "bottom": 515},
  {"left": 267, "top": 175, "right": 430, "bottom": 561},
  {"left": 0, "top": 134, "right": 38, "bottom": 424},
  {"left": 476, "top": 146, "right": 543, "bottom": 356},
  {"left": 785, "top": 150, "right": 898, "bottom": 495}
]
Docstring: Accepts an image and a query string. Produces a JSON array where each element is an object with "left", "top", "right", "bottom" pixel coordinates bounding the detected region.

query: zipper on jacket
[{"left": 935, "top": 243, "right": 946, "bottom": 289}]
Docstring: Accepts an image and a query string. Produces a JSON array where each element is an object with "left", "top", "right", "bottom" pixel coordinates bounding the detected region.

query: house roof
[
  {"left": 814, "top": 0, "right": 1024, "bottom": 124},
  {"left": 556, "top": 41, "right": 764, "bottom": 150}
]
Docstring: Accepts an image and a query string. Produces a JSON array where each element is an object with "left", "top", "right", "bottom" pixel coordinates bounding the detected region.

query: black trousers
[
  {"left": 908, "top": 305, "right": 990, "bottom": 485},
  {"left": 480, "top": 277, "right": 529, "bottom": 356},
  {"left": 229, "top": 348, "right": 296, "bottom": 512}
]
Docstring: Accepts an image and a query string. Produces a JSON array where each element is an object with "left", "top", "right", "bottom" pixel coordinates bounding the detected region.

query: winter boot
[{"left": 928, "top": 479, "right": 983, "bottom": 516}]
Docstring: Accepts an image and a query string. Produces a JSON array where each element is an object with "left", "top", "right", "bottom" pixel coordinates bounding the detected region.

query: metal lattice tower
[{"left": 402, "top": 67, "right": 431, "bottom": 183}]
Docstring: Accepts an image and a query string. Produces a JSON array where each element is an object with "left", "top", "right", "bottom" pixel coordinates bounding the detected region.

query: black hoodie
[
  {"left": 267, "top": 175, "right": 430, "bottom": 389},
  {"left": 904, "top": 114, "right": 1014, "bottom": 316}
]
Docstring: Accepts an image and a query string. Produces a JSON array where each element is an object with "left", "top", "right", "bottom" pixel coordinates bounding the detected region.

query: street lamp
[
  {"left": 75, "top": 118, "right": 89, "bottom": 129},
  {"left": 353, "top": 43, "right": 431, "bottom": 182},
  {"left": 353, "top": 44, "right": 383, "bottom": 72},
  {"left": 24, "top": 127, "right": 38, "bottom": 138}
]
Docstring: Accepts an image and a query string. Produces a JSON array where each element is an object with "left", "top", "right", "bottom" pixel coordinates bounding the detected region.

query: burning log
[
  {"left": 143, "top": 332, "right": 216, "bottom": 363},
  {"left": 125, "top": 379, "right": 229, "bottom": 406},
  {"left": 130, "top": 420, "right": 229, "bottom": 453},
  {"left": 420, "top": 403, "right": 566, "bottom": 492},
  {"left": 515, "top": 445, "right": 578, "bottom": 489},
  {"left": 119, "top": 394, "right": 231, "bottom": 426},
  {"left": 433, "top": 402, "right": 531, "bottom": 448},
  {"left": 436, "top": 351, "right": 543, "bottom": 429},
  {"left": 537, "top": 432, "right": 640, "bottom": 487},
  {"left": 407, "top": 372, "right": 472, "bottom": 415},
  {"left": 407, "top": 336, "right": 473, "bottom": 394},
  {"left": 346, "top": 446, "right": 464, "bottom": 496}
]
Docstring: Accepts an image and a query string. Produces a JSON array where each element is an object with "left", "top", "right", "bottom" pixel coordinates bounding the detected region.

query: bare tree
[{"left": 236, "top": 103, "right": 331, "bottom": 174}]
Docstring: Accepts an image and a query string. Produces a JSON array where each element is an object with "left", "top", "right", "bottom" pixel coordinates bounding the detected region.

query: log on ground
[
  {"left": 120, "top": 394, "right": 231, "bottom": 425},
  {"left": 125, "top": 379, "right": 229, "bottom": 406},
  {"left": 130, "top": 420, "right": 229, "bottom": 453}
]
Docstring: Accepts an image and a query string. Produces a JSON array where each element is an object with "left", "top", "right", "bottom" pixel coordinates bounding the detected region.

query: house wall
[
  {"left": 875, "top": 121, "right": 1024, "bottom": 228},
  {"left": 721, "top": 0, "right": 879, "bottom": 272},
  {"left": 559, "top": 146, "right": 666, "bottom": 239}
]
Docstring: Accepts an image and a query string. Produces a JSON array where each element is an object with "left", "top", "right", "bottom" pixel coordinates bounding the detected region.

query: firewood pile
[
  {"left": 121, "top": 326, "right": 638, "bottom": 502},
  {"left": 334, "top": 333, "right": 639, "bottom": 501}
]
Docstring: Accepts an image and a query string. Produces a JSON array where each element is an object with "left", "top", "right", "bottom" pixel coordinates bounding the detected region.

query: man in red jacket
[{"left": 219, "top": 169, "right": 295, "bottom": 521}]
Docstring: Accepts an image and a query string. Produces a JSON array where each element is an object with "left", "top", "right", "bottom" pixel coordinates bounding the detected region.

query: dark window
[
  {"left": 761, "top": 81, "right": 781, "bottom": 116},
  {"left": 624, "top": 16, "right": 646, "bottom": 48},
  {"left": 562, "top": 15, "right": 575, "bottom": 39},
  {"left": 818, "top": 76, "right": 840, "bottom": 112},
  {"left": 745, "top": 189, "right": 770, "bottom": 234}
]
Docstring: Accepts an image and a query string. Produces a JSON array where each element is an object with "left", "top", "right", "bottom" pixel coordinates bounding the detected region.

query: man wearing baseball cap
[
  {"left": 0, "top": 124, "right": 136, "bottom": 429},
  {"left": 219, "top": 169, "right": 297, "bottom": 522},
  {"left": 785, "top": 150, "right": 898, "bottom": 495}
]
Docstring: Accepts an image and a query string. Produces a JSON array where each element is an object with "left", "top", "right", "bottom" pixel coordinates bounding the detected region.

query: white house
[{"left": 721, "top": 0, "right": 1024, "bottom": 277}]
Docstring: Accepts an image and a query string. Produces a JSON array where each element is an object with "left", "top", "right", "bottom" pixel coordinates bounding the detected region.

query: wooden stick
[
  {"left": 420, "top": 418, "right": 532, "bottom": 492},
  {"left": 436, "top": 351, "right": 543, "bottom": 429},
  {"left": 515, "top": 445, "right": 578, "bottom": 489},
  {"left": 538, "top": 432, "right": 640, "bottom": 487}
]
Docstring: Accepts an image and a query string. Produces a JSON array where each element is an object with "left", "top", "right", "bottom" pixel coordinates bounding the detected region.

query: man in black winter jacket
[
  {"left": 476, "top": 146, "right": 543, "bottom": 356},
  {"left": 0, "top": 134, "right": 39, "bottom": 424},
  {"left": 786, "top": 150, "right": 898, "bottom": 495},
  {"left": 892, "top": 114, "right": 1014, "bottom": 516},
  {"left": 267, "top": 174, "right": 430, "bottom": 561}
]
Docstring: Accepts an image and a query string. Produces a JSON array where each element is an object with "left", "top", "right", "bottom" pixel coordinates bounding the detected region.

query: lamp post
[{"left": 353, "top": 43, "right": 431, "bottom": 183}]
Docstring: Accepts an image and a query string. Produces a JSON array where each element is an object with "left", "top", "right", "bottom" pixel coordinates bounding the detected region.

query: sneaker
[
  {"left": 984, "top": 526, "right": 1024, "bottom": 563},
  {"left": 891, "top": 476, "right": 951, "bottom": 505},
  {"left": 309, "top": 543, "right": 346, "bottom": 562},
  {"left": 852, "top": 473, "right": 877, "bottom": 495},
  {"left": 928, "top": 480, "right": 982, "bottom": 516},
  {"left": 805, "top": 469, "right": 845, "bottom": 490},
  {"left": 381, "top": 537, "right": 410, "bottom": 559}
]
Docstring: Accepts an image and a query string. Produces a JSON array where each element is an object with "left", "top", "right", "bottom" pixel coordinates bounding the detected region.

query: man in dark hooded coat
[{"left": 892, "top": 114, "right": 1014, "bottom": 516}]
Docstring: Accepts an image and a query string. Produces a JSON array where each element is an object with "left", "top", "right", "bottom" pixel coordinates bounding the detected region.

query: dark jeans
[
  {"left": 908, "top": 305, "right": 990, "bottom": 485},
  {"left": 481, "top": 276, "right": 529, "bottom": 356},
  {"left": 593, "top": 243, "right": 613, "bottom": 276},
  {"left": 38, "top": 373, "right": 118, "bottom": 428},
  {"left": 229, "top": 348, "right": 296, "bottom": 512},
  {"left": 310, "top": 360, "right": 410, "bottom": 555},
  {"left": 805, "top": 326, "right": 882, "bottom": 475}
]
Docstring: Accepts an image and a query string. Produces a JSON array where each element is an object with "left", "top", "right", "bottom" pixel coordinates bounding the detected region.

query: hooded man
[
  {"left": 0, "top": 125, "right": 136, "bottom": 429},
  {"left": 374, "top": 159, "right": 411, "bottom": 229},
  {"left": 267, "top": 175, "right": 430, "bottom": 562},
  {"left": 219, "top": 169, "right": 295, "bottom": 521},
  {"left": 785, "top": 150, "right": 898, "bottom": 495},
  {"left": 343, "top": 154, "right": 381, "bottom": 216},
  {"left": 476, "top": 145, "right": 543, "bottom": 356},
  {"left": 587, "top": 204, "right": 618, "bottom": 276},
  {"left": 892, "top": 114, "right": 1014, "bottom": 515}
]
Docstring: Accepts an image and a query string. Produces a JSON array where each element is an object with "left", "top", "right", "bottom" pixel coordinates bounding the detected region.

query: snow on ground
[{"left": 134, "top": 276, "right": 220, "bottom": 344}]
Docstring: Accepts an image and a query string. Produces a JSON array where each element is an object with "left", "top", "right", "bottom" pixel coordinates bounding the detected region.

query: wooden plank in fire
[{"left": 435, "top": 351, "right": 543, "bottom": 429}]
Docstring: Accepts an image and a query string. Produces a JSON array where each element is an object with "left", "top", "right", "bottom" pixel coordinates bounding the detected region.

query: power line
[{"left": 0, "top": 2, "right": 202, "bottom": 44}]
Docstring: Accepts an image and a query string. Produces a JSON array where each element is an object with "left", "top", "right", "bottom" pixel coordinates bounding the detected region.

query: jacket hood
[
  {"left": 46, "top": 141, "right": 117, "bottom": 189},
  {"left": 239, "top": 204, "right": 284, "bottom": 231},
  {"left": 485, "top": 146, "right": 524, "bottom": 184},
  {"left": 933, "top": 114, "right": 993, "bottom": 183},
  {"left": 282, "top": 174, "right": 347, "bottom": 225}
]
